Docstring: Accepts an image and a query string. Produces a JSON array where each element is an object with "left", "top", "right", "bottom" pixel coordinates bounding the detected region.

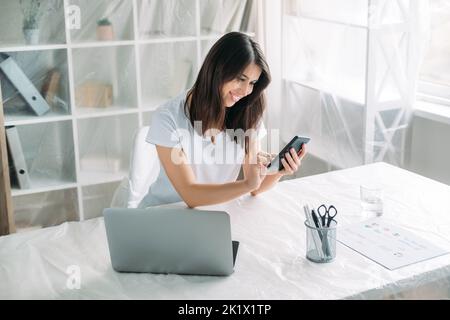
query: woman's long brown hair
[{"left": 184, "top": 32, "right": 271, "bottom": 153}]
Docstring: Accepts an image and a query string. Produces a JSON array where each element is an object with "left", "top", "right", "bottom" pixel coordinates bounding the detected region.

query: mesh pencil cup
[{"left": 304, "top": 219, "right": 337, "bottom": 263}]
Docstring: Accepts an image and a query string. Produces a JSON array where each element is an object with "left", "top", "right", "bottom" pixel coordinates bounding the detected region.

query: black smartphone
[{"left": 267, "top": 136, "right": 310, "bottom": 171}]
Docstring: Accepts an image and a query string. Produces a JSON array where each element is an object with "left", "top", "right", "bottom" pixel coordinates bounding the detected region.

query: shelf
[
  {"left": 138, "top": 36, "right": 198, "bottom": 44},
  {"left": 1, "top": 49, "right": 72, "bottom": 119},
  {"left": 75, "top": 106, "right": 138, "bottom": 119},
  {"left": 7, "top": 120, "right": 77, "bottom": 192},
  {"left": 0, "top": 44, "right": 67, "bottom": 53},
  {"left": 78, "top": 170, "right": 127, "bottom": 187},
  {"left": 70, "top": 40, "right": 135, "bottom": 49},
  {"left": 11, "top": 181, "right": 78, "bottom": 197},
  {"left": 4, "top": 113, "right": 72, "bottom": 127},
  {"left": 72, "top": 45, "right": 137, "bottom": 110}
]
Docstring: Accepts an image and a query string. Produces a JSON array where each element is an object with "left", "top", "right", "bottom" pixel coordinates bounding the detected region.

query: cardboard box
[
  {"left": 41, "top": 69, "right": 61, "bottom": 107},
  {"left": 75, "top": 81, "right": 113, "bottom": 108}
]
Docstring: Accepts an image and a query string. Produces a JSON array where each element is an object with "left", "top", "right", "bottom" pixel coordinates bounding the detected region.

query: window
[{"left": 418, "top": 0, "right": 450, "bottom": 105}]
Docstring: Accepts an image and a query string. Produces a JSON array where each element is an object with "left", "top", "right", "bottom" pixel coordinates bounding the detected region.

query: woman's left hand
[{"left": 280, "top": 145, "right": 307, "bottom": 176}]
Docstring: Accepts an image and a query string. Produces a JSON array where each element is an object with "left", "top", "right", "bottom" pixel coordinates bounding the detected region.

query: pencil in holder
[{"left": 304, "top": 219, "right": 337, "bottom": 263}]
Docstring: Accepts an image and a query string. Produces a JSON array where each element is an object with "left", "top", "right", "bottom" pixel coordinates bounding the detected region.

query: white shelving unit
[
  {"left": 280, "top": 0, "right": 421, "bottom": 171},
  {"left": 1, "top": 0, "right": 260, "bottom": 232}
]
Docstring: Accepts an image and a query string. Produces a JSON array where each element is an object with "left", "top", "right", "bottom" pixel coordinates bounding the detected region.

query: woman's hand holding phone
[
  {"left": 265, "top": 136, "right": 309, "bottom": 176},
  {"left": 244, "top": 138, "right": 308, "bottom": 190},
  {"left": 279, "top": 144, "right": 307, "bottom": 176}
]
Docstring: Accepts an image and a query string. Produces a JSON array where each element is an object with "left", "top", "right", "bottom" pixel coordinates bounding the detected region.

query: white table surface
[{"left": 1, "top": 162, "right": 450, "bottom": 299}]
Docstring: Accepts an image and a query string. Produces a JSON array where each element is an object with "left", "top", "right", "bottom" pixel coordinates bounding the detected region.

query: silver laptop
[{"left": 103, "top": 207, "right": 239, "bottom": 276}]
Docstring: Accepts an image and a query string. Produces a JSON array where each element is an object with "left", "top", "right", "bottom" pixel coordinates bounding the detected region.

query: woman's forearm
[
  {"left": 182, "top": 180, "right": 253, "bottom": 208},
  {"left": 250, "top": 172, "right": 283, "bottom": 196}
]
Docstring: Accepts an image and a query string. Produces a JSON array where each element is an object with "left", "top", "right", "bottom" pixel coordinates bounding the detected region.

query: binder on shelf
[
  {"left": 0, "top": 55, "right": 51, "bottom": 116},
  {"left": 5, "top": 126, "right": 31, "bottom": 189}
]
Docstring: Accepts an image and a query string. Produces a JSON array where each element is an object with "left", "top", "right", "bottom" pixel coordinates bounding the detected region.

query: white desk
[{"left": 1, "top": 162, "right": 450, "bottom": 299}]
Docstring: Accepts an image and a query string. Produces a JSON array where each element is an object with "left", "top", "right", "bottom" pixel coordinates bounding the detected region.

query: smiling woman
[
  {"left": 138, "top": 32, "right": 307, "bottom": 209},
  {"left": 221, "top": 63, "right": 261, "bottom": 108},
  {"left": 185, "top": 31, "right": 270, "bottom": 151}
]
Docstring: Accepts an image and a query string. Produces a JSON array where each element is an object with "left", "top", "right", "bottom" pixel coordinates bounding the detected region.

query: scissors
[{"left": 317, "top": 204, "right": 338, "bottom": 227}]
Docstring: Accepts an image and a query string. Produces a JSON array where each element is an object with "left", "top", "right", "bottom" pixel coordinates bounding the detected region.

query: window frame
[{"left": 417, "top": 80, "right": 450, "bottom": 107}]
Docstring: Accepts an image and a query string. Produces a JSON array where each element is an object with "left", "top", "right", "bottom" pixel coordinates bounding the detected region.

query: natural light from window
[{"left": 419, "top": 0, "right": 450, "bottom": 102}]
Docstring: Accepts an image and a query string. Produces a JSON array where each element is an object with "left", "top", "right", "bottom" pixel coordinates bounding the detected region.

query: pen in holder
[
  {"left": 304, "top": 219, "right": 337, "bottom": 263},
  {"left": 303, "top": 204, "right": 338, "bottom": 263}
]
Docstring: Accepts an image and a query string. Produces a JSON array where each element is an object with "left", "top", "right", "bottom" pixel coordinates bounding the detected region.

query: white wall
[{"left": 406, "top": 115, "right": 450, "bottom": 185}]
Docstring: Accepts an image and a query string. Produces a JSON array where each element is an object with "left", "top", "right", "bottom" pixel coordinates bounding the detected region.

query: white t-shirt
[{"left": 138, "top": 91, "right": 267, "bottom": 208}]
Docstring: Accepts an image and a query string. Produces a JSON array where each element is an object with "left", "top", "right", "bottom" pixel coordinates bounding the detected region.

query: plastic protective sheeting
[
  {"left": 0, "top": 0, "right": 66, "bottom": 46},
  {"left": 70, "top": 0, "right": 134, "bottom": 43},
  {"left": 4, "top": 120, "right": 78, "bottom": 232},
  {"left": 1, "top": 49, "right": 76, "bottom": 232},
  {"left": 1, "top": 50, "right": 71, "bottom": 116},
  {"left": 419, "top": 0, "right": 450, "bottom": 85},
  {"left": 13, "top": 189, "right": 79, "bottom": 233},
  {"left": 110, "top": 126, "right": 160, "bottom": 209},
  {"left": 1, "top": 162, "right": 449, "bottom": 299},
  {"left": 72, "top": 46, "right": 137, "bottom": 111},
  {"left": 139, "top": 41, "right": 197, "bottom": 108},
  {"left": 281, "top": 0, "right": 430, "bottom": 169},
  {"left": 200, "top": 0, "right": 258, "bottom": 35},
  {"left": 138, "top": 0, "right": 196, "bottom": 38}
]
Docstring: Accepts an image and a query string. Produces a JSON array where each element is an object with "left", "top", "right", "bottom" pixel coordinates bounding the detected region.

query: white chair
[{"left": 110, "top": 126, "right": 160, "bottom": 208}]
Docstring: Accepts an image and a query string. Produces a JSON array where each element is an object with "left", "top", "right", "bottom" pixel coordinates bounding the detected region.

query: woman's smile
[
  {"left": 222, "top": 63, "right": 262, "bottom": 108},
  {"left": 230, "top": 92, "right": 243, "bottom": 103}
]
